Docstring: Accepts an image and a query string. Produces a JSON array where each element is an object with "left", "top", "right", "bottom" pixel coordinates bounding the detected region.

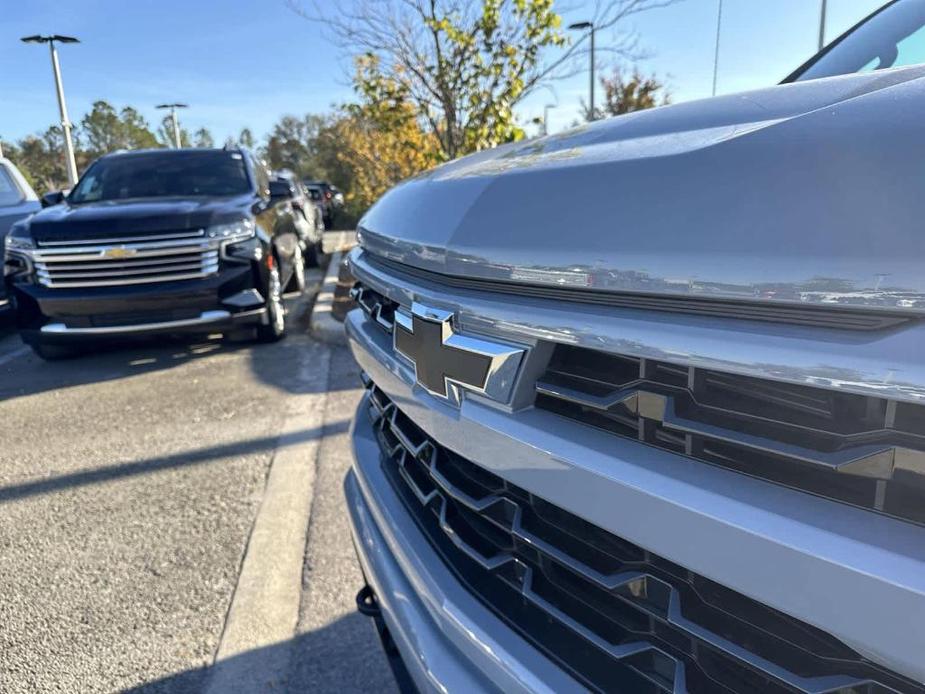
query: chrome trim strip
[
  {"left": 35, "top": 269, "right": 218, "bottom": 288},
  {"left": 349, "top": 246, "right": 925, "bottom": 404},
  {"left": 35, "top": 229, "right": 205, "bottom": 247},
  {"left": 40, "top": 310, "right": 233, "bottom": 335}
]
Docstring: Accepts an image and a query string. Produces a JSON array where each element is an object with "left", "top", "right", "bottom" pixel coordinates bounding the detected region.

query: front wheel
[{"left": 256, "top": 262, "right": 287, "bottom": 343}]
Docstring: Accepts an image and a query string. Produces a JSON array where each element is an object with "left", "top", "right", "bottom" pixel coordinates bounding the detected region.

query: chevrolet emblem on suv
[
  {"left": 394, "top": 303, "right": 525, "bottom": 404},
  {"left": 101, "top": 246, "right": 138, "bottom": 259}
]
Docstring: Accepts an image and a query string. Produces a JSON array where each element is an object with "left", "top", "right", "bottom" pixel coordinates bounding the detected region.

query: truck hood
[
  {"left": 25, "top": 195, "right": 255, "bottom": 243},
  {"left": 359, "top": 66, "right": 925, "bottom": 313}
]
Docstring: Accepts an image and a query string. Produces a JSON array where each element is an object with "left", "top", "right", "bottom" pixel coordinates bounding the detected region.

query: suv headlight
[
  {"left": 210, "top": 219, "right": 262, "bottom": 262},
  {"left": 5, "top": 234, "right": 35, "bottom": 252},
  {"left": 207, "top": 219, "right": 255, "bottom": 243}
]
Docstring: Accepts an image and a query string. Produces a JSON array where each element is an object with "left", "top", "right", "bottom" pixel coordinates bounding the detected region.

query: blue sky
[{"left": 1, "top": 0, "right": 887, "bottom": 146}]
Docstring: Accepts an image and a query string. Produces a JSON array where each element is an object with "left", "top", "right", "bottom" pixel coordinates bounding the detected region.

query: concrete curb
[{"left": 309, "top": 251, "right": 347, "bottom": 346}]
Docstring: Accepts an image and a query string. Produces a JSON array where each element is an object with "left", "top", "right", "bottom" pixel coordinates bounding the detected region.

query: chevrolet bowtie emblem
[
  {"left": 394, "top": 303, "right": 526, "bottom": 404},
  {"left": 102, "top": 246, "right": 137, "bottom": 259}
]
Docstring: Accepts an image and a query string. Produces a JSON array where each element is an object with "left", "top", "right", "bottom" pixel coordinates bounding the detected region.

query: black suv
[{"left": 3, "top": 148, "right": 306, "bottom": 359}]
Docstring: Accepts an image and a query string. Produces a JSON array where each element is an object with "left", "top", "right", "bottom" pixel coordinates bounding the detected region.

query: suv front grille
[
  {"left": 32, "top": 230, "right": 218, "bottom": 288},
  {"left": 364, "top": 378, "right": 921, "bottom": 694},
  {"left": 535, "top": 344, "right": 925, "bottom": 526}
]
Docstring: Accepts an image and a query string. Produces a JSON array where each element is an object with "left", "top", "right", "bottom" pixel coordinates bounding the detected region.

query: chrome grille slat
[
  {"left": 36, "top": 252, "right": 216, "bottom": 272},
  {"left": 35, "top": 229, "right": 205, "bottom": 247},
  {"left": 365, "top": 379, "right": 918, "bottom": 694},
  {"left": 31, "top": 230, "right": 220, "bottom": 288}
]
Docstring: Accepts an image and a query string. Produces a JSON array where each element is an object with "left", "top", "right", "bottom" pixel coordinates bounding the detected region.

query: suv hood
[
  {"left": 25, "top": 195, "right": 254, "bottom": 243},
  {"left": 360, "top": 66, "right": 925, "bottom": 314}
]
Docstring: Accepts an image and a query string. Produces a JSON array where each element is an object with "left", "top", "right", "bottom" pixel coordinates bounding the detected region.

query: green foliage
[
  {"left": 81, "top": 101, "right": 158, "bottom": 159},
  {"left": 583, "top": 68, "right": 671, "bottom": 120},
  {"left": 314, "top": 0, "right": 568, "bottom": 160}
]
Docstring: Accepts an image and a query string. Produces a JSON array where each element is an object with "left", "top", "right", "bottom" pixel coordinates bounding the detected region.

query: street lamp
[
  {"left": 21, "top": 34, "right": 80, "bottom": 187},
  {"left": 711, "top": 0, "right": 723, "bottom": 96},
  {"left": 543, "top": 103, "right": 557, "bottom": 136},
  {"left": 818, "top": 0, "right": 828, "bottom": 51},
  {"left": 156, "top": 103, "right": 188, "bottom": 148},
  {"left": 568, "top": 21, "right": 595, "bottom": 120}
]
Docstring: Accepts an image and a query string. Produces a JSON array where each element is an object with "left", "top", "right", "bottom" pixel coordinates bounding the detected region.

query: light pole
[
  {"left": 568, "top": 21, "right": 595, "bottom": 120},
  {"left": 156, "top": 103, "right": 188, "bottom": 148},
  {"left": 21, "top": 34, "right": 80, "bottom": 187},
  {"left": 818, "top": 0, "right": 828, "bottom": 51},
  {"left": 543, "top": 103, "right": 557, "bottom": 136},
  {"left": 711, "top": 0, "right": 723, "bottom": 97}
]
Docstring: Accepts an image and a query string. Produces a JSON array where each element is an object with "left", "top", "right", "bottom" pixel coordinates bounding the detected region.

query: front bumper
[
  {"left": 7, "top": 264, "right": 266, "bottom": 342},
  {"left": 345, "top": 402, "right": 580, "bottom": 694}
]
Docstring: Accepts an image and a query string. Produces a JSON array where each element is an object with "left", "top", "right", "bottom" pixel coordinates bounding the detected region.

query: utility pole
[
  {"left": 156, "top": 103, "right": 188, "bottom": 148},
  {"left": 21, "top": 35, "right": 80, "bottom": 187},
  {"left": 818, "top": 0, "right": 828, "bottom": 51},
  {"left": 712, "top": 0, "right": 723, "bottom": 97},
  {"left": 568, "top": 21, "right": 596, "bottom": 120},
  {"left": 543, "top": 104, "right": 557, "bottom": 136}
]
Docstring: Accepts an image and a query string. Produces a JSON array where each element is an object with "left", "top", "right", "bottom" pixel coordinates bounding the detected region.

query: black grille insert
[
  {"left": 350, "top": 283, "right": 397, "bottom": 334},
  {"left": 364, "top": 378, "right": 921, "bottom": 694},
  {"left": 535, "top": 344, "right": 925, "bottom": 526}
]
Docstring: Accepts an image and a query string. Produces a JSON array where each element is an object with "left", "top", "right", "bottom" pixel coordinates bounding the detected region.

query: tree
[
  {"left": 80, "top": 101, "right": 158, "bottom": 159},
  {"left": 238, "top": 127, "right": 255, "bottom": 149},
  {"left": 290, "top": 0, "right": 678, "bottom": 160},
  {"left": 581, "top": 67, "right": 670, "bottom": 120},
  {"left": 330, "top": 57, "right": 441, "bottom": 219},
  {"left": 156, "top": 115, "right": 191, "bottom": 148},
  {"left": 7, "top": 128, "right": 68, "bottom": 192},
  {"left": 193, "top": 127, "right": 214, "bottom": 148}
]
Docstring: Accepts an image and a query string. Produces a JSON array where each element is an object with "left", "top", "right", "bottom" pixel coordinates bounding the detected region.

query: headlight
[
  {"left": 207, "top": 219, "right": 255, "bottom": 243},
  {"left": 5, "top": 234, "right": 35, "bottom": 252},
  {"left": 210, "top": 219, "right": 262, "bottom": 262}
]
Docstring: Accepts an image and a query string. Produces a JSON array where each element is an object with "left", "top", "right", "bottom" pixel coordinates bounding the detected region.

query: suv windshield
[
  {"left": 793, "top": 0, "right": 925, "bottom": 81},
  {"left": 70, "top": 150, "right": 251, "bottom": 203},
  {"left": 0, "top": 165, "right": 24, "bottom": 207}
]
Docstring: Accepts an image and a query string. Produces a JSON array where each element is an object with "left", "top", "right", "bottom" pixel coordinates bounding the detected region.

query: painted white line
[
  {"left": 309, "top": 251, "right": 347, "bottom": 345},
  {"left": 205, "top": 348, "right": 331, "bottom": 694},
  {"left": 0, "top": 345, "right": 29, "bottom": 368}
]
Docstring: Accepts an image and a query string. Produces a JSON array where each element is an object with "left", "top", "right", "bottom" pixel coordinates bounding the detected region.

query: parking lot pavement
[{"left": 0, "top": 272, "right": 393, "bottom": 692}]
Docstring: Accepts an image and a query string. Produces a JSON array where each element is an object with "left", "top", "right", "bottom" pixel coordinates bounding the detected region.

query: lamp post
[
  {"left": 568, "top": 21, "right": 595, "bottom": 120},
  {"left": 21, "top": 34, "right": 80, "bottom": 187},
  {"left": 818, "top": 0, "right": 828, "bottom": 51},
  {"left": 543, "top": 103, "right": 557, "bottom": 136},
  {"left": 711, "top": 0, "right": 723, "bottom": 97},
  {"left": 156, "top": 103, "right": 188, "bottom": 148}
]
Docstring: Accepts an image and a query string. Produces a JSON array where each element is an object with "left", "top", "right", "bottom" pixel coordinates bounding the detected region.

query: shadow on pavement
[
  {"left": 126, "top": 612, "right": 399, "bottom": 694},
  {"left": 0, "top": 420, "right": 348, "bottom": 506}
]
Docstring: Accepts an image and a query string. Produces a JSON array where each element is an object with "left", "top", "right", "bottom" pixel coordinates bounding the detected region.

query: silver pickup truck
[{"left": 345, "top": 1, "right": 925, "bottom": 691}]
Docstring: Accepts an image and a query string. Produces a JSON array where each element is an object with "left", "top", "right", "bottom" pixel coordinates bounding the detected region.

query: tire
[
  {"left": 256, "top": 263, "right": 287, "bottom": 342},
  {"left": 305, "top": 240, "right": 326, "bottom": 268},
  {"left": 289, "top": 245, "right": 306, "bottom": 293},
  {"left": 31, "top": 341, "right": 81, "bottom": 360}
]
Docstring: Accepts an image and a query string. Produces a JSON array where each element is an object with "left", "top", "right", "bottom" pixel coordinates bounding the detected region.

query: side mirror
[
  {"left": 267, "top": 180, "right": 293, "bottom": 202},
  {"left": 41, "top": 190, "right": 66, "bottom": 208}
]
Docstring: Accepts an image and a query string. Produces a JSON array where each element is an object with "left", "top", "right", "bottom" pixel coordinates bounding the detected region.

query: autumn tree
[
  {"left": 290, "top": 0, "right": 677, "bottom": 160},
  {"left": 330, "top": 56, "right": 440, "bottom": 218},
  {"left": 582, "top": 67, "right": 670, "bottom": 120}
]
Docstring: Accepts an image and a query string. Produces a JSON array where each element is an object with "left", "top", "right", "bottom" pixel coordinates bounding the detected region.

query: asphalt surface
[{"left": 0, "top": 269, "right": 394, "bottom": 692}]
